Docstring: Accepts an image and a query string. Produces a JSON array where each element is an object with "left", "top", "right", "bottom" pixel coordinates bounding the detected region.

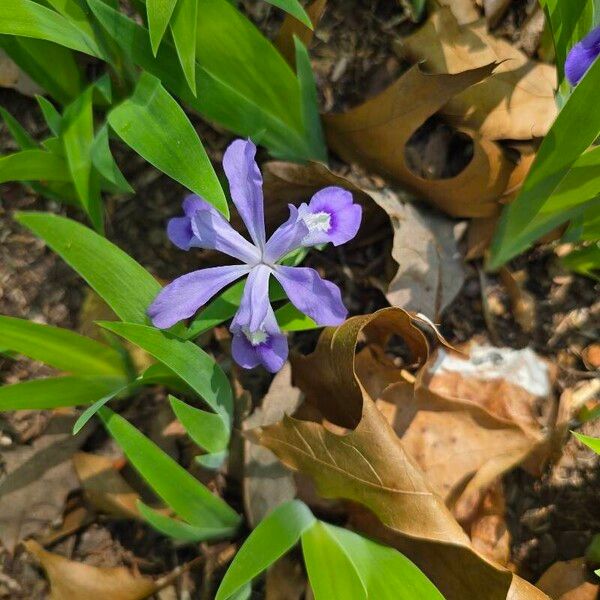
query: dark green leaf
[
  {"left": 108, "top": 72, "right": 227, "bottom": 215},
  {"left": 171, "top": 0, "right": 198, "bottom": 94},
  {"left": 147, "top": 0, "right": 178, "bottom": 55},
  {"left": 0, "top": 106, "right": 37, "bottom": 149},
  {"left": 36, "top": 95, "right": 63, "bottom": 135},
  {"left": 16, "top": 212, "right": 162, "bottom": 324},
  {"left": 263, "top": 0, "right": 312, "bottom": 28},
  {"left": 91, "top": 123, "right": 133, "bottom": 193}
]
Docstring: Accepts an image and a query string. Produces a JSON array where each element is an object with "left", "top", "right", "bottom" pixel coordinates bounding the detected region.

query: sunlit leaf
[
  {"left": 0, "top": 376, "right": 125, "bottom": 411},
  {"left": 0, "top": 315, "right": 126, "bottom": 377},
  {"left": 171, "top": 0, "right": 199, "bottom": 94},
  {"left": 16, "top": 212, "right": 161, "bottom": 324},
  {"left": 146, "top": 0, "right": 178, "bottom": 55},
  {"left": 216, "top": 500, "right": 316, "bottom": 600},
  {"left": 99, "top": 408, "right": 240, "bottom": 528},
  {"left": 573, "top": 431, "right": 600, "bottom": 454},
  {"left": 264, "top": 0, "right": 312, "bottom": 28},
  {"left": 91, "top": 123, "right": 133, "bottom": 193},
  {"left": 36, "top": 95, "right": 63, "bottom": 135},
  {"left": 108, "top": 72, "right": 227, "bottom": 215},
  {"left": 0, "top": 149, "right": 70, "bottom": 184}
]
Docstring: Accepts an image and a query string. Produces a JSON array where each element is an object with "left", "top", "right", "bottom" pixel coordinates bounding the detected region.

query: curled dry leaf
[
  {"left": 397, "top": 7, "right": 558, "bottom": 141},
  {"left": 72, "top": 452, "right": 140, "bottom": 519},
  {"left": 435, "top": 0, "right": 480, "bottom": 24},
  {"left": 369, "top": 189, "right": 467, "bottom": 319},
  {"left": 324, "top": 64, "right": 513, "bottom": 218},
  {"left": 23, "top": 540, "right": 157, "bottom": 600},
  {"left": 249, "top": 308, "right": 548, "bottom": 599}
]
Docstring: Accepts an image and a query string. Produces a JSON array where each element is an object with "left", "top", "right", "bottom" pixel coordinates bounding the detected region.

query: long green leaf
[
  {"left": 16, "top": 212, "right": 161, "bottom": 324},
  {"left": 98, "top": 322, "right": 233, "bottom": 433},
  {"left": 0, "top": 149, "right": 70, "bottom": 184},
  {"left": 72, "top": 384, "right": 128, "bottom": 434},
  {"left": 36, "top": 96, "right": 63, "bottom": 136},
  {"left": 169, "top": 395, "right": 228, "bottom": 454},
  {"left": 108, "top": 72, "right": 227, "bottom": 215},
  {"left": 326, "top": 524, "right": 444, "bottom": 599},
  {"left": 86, "top": 0, "right": 312, "bottom": 160},
  {"left": 216, "top": 501, "right": 316, "bottom": 600},
  {"left": 171, "top": 0, "right": 198, "bottom": 94},
  {"left": 0, "top": 36, "right": 82, "bottom": 104},
  {"left": 147, "top": 0, "right": 178, "bottom": 55},
  {"left": 138, "top": 501, "right": 235, "bottom": 541},
  {"left": 263, "top": 0, "right": 312, "bottom": 27},
  {"left": 489, "top": 57, "right": 600, "bottom": 269},
  {"left": 0, "top": 107, "right": 37, "bottom": 149},
  {"left": 0, "top": 315, "right": 126, "bottom": 377},
  {"left": 62, "top": 85, "right": 103, "bottom": 231},
  {"left": 301, "top": 522, "right": 367, "bottom": 600},
  {"left": 99, "top": 408, "right": 240, "bottom": 528},
  {"left": 573, "top": 431, "right": 600, "bottom": 454},
  {"left": 91, "top": 123, "right": 133, "bottom": 193},
  {"left": 0, "top": 375, "right": 124, "bottom": 411},
  {"left": 0, "top": 0, "right": 107, "bottom": 59}
]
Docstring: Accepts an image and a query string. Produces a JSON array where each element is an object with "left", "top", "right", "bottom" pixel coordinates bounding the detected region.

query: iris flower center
[
  {"left": 243, "top": 326, "right": 268, "bottom": 346},
  {"left": 303, "top": 211, "right": 331, "bottom": 233}
]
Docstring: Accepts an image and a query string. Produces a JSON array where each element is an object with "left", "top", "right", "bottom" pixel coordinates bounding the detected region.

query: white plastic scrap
[{"left": 430, "top": 345, "right": 551, "bottom": 397}]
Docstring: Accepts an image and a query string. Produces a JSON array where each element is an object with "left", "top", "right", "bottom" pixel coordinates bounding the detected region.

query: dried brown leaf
[
  {"left": 250, "top": 308, "right": 548, "bottom": 599},
  {"left": 324, "top": 64, "right": 512, "bottom": 218},
  {"left": 72, "top": 452, "right": 140, "bottom": 519},
  {"left": 265, "top": 555, "right": 307, "bottom": 600},
  {"left": 0, "top": 50, "right": 43, "bottom": 96},
  {"left": 536, "top": 558, "right": 598, "bottom": 600},
  {"left": 23, "top": 540, "right": 157, "bottom": 600},
  {"left": 0, "top": 415, "right": 88, "bottom": 552},
  {"left": 398, "top": 7, "right": 558, "bottom": 140}
]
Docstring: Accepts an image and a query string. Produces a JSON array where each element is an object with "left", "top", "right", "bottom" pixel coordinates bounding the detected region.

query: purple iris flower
[
  {"left": 565, "top": 25, "right": 600, "bottom": 85},
  {"left": 148, "top": 139, "right": 362, "bottom": 373}
]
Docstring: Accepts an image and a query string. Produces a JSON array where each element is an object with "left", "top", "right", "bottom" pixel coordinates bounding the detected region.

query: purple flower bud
[{"left": 565, "top": 25, "right": 600, "bottom": 86}]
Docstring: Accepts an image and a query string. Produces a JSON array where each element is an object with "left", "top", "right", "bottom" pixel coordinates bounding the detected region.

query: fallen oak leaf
[
  {"left": 23, "top": 539, "right": 158, "bottom": 600},
  {"left": 324, "top": 64, "right": 513, "bottom": 218},
  {"left": 536, "top": 558, "right": 598, "bottom": 600},
  {"left": 250, "top": 308, "right": 548, "bottom": 599},
  {"left": 397, "top": 7, "right": 558, "bottom": 141}
]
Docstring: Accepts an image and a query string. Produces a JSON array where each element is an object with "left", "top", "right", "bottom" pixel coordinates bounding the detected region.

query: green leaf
[
  {"left": 98, "top": 322, "right": 233, "bottom": 432},
  {"left": 91, "top": 123, "right": 134, "bottom": 193},
  {"left": 0, "top": 149, "right": 70, "bottom": 184},
  {"left": 16, "top": 212, "right": 162, "bottom": 324},
  {"left": 301, "top": 522, "right": 367, "bottom": 600},
  {"left": 108, "top": 72, "right": 227, "bottom": 215},
  {"left": 137, "top": 500, "right": 235, "bottom": 541},
  {"left": 573, "top": 431, "right": 600, "bottom": 454},
  {"left": 0, "top": 36, "right": 82, "bottom": 105},
  {"left": 263, "top": 0, "right": 312, "bottom": 28},
  {"left": 276, "top": 302, "right": 317, "bottom": 331},
  {"left": 0, "top": 375, "right": 125, "bottom": 411},
  {"left": 293, "top": 37, "right": 327, "bottom": 162},
  {"left": 0, "top": 106, "right": 37, "bottom": 149},
  {"left": 72, "top": 384, "right": 128, "bottom": 434},
  {"left": 147, "top": 0, "right": 178, "bottom": 55},
  {"left": 170, "top": 395, "right": 229, "bottom": 454},
  {"left": 489, "top": 57, "right": 600, "bottom": 269},
  {"left": 36, "top": 95, "right": 63, "bottom": 136},
  {"left": 0, "top": 315, "right": 126, "bottom": 377},
  {"left": 99, "top": 408, "right": 240, "bottom": 527},
  {"left": 86, "top": 0, "right": 312, "bottom": 161},
  {"left": 171, "top": 0, "right": 198, "bottom": 94},
  {"left": 62, "top": 85, "right": 103, "bottom": 232},
  {"left": 562, "top": 242, "right": 600, "bottom": 280},
  {"left": 0, "top": 0, "right": 107, "bottom": 59},
  {"left": 325, "top": 524, "right": 444, "bottom": 599},
  {"left": 216, "top": 500, "right": 316, "bottom": 600}
]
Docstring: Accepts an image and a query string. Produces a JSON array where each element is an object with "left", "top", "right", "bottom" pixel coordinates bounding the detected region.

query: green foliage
[
  {"left": 16, "top": 212, "right": 161, "bottom": 324},
  {"left": 216, "top": 501, "right": 443, "bottom": 600},
  {"left": 489, "top": 56, "right": 600, "bottom": 272},
  {"left": 99, "top": 407, "right": 241, "bottom": 530},
  {"left": 573, "top": 431, "right": 600, "bottom": 454},
  {"left": 108, "top": 72, "right": 227, "bottom": 215}
]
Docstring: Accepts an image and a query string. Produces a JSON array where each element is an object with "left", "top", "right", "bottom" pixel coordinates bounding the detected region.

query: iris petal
[
  {"left": 263, "top": 205, "right": 309, "bottom": 263},
  {"left": 223, "top": 139, "right": 266, "bottom": 249}
]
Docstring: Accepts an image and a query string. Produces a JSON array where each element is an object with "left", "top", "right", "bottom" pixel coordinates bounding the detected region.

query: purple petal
[
  {"left": 166, "top": 195, "right": 206, "bottom": 250},
  {"left": 148, "top": 265, "right": 249, "bottom": 329},
  {"left": 273, "top": 265, "right": 347, "bottom": 326},
  {"left": 263, "top": 205, "right": 309, "bottom": 263},
  {"left": 299, "top": 187, "right": 362, "bottom": 246},
  {"left": 191, "top": 201, "right": 260, "bottom": 264},
  {"left": 230, "top": 304, "right": 288, "bottom": 372},
  {"left": 232, "top": 264, "right": 272, "bottom": 333},
  {"left": 223, "top": 139, "right": 266, "bottom": 249},
  {"left": 565, "top": 25, "right": 600, "bottom": 85}
]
